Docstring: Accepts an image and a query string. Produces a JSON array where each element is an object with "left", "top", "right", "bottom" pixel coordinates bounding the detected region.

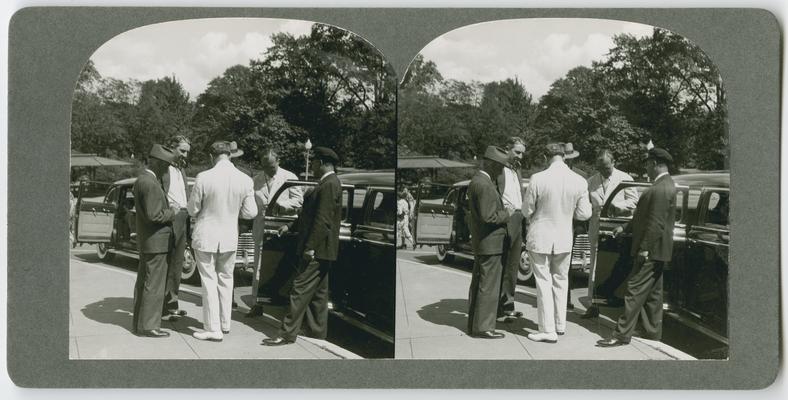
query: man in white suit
[
  {"left": 522, "top": 142, "right": 592, "bottom": 343},
  {"left": 188, "top": 141, "right": 258, "bottom": 342}
]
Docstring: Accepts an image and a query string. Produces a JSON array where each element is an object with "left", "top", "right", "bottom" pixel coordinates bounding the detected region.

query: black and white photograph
[
  {"left": 396, "top": 18, "right": 729, "bottom": 360},
  {"left": 69, "top": 18, "right": 397, "bottom": 359}
]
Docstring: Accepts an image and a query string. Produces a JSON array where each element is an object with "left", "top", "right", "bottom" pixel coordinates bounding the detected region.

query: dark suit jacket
[
  {"left": 468, "top": 171, "right": 510, "bottom": 255},
  {"left": 625, "top": 174, "right": 677, "bottom": 261},
  {"left": 133, "top": 171, "right": 176, "bottom": 254},
  {"left": 289, "top": 172, "right": 342, "bottom": 261}
]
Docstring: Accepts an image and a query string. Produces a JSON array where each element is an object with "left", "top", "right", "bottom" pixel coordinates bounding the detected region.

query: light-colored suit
[
  {"left": 188, "top": 158, "right": 257, "bottom": 333},
  {"left": 522, "top": 160, "right": 591, "bottom": 334}
]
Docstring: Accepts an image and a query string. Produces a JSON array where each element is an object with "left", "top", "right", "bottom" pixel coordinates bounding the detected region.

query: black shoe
[
  {"left": 469, "top": 330, "right": 505, "bottom": 339},
  {"left": 245, "top": 305, "right": 264, "bottom": 318},
  {"left": 566, "top": 302, "right": 575, "bottom": 310},
  {"left": 262, "top": 337, "right": 295, "bottom": 346},
  {"left": 581, "top": 306, "right": 600, "bottom": 319},
  {"left": 596, "top": 337, "right": 630, "bottom": 347},
  {"left": 222, "top": 330, "right": 230, "bottom": 335},
  {"left": 557, "top": 331, "right": 565, "bottom": 336},
  {"left": 136, "top": 329, "right": 170, "bottom": 338}
]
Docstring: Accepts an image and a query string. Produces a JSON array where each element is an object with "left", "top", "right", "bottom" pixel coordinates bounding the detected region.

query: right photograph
[{"left": 395, "top": 18, "right": 729, "bottom": 360}]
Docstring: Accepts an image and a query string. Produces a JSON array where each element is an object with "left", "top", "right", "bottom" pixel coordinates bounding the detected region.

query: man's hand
[
  {"left": 637, "top": 250, "right": 649, "bottom": 260},
  {"left": 303, "top": 249, "right": 315, "bottom": 261},
  {"left": 169, "top": 205, "right": 181, "bottom": 215},
  {"left": 611, "top": 225, "right": 624, "bottom": 238},
  {"left": 277, "top": 225, "right": 289, "bottom": 237}
]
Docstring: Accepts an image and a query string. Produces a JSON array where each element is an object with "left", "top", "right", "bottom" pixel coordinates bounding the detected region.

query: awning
[
  {"left": 397, "top": 156, "right": 475, "bottom": 169},
  {"left": 71, "top": 153, "right": 133, "bottom": 167}
]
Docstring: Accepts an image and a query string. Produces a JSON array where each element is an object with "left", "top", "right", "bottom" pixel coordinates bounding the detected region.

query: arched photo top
[{"left": 399, "top": 18, "right": 728, "bottom": 175}]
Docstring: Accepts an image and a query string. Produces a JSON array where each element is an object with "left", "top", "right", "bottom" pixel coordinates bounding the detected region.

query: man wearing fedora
[
  {"left": 597, "top": 148, "right": 676, "bottom": 347},
  {"left": 188, "top": 141, "right": 258, "bottom": 342},
  {"left": 522, "top": 143, "right": 591, "bottom": 343},
  {"left": 263, "top": 147, "right": 342, "bottom": 346},
  {"left": 496, "top": 137, "right": 526, "bottom": 323},
  {"left": 132, "top": 144, "right": 181, "bottom": 338},
  {"left": 466, "top": 146, "right": 510, "bottom": 339}
]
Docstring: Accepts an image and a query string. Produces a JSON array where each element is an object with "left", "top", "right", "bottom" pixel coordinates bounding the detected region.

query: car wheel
[
  {"left": 96, "top": 243, "right": 115, "bottom": 262},
  {"left": 436, "top": 244, "right": 454, "bottom": 263},
  {"left": 517, "top": 249, "right": 533, "bottom": 282},
  {"left": 181, "top": 247, "right": 200, "bottom": 285}
]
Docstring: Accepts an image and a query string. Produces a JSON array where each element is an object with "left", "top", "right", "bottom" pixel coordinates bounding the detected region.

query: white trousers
[
  {"left": 194, "top": 249, "right": 236, "bottom": 332},
  {"left": 530, "top": 251, "right": 571, "bottom": 334}
]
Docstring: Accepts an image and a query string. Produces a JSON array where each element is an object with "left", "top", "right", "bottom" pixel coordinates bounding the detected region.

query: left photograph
[{"left": 69, "top": 18, "right": 397, "bottom": 359}]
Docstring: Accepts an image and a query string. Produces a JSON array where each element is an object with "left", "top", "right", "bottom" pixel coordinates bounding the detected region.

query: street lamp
[{"left": 304, "top": 138, "right": 312, "bottom": 181}]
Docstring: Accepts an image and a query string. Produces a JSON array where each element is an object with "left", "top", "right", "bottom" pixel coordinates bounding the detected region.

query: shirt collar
[
  {"left": 320, "top": 170, "right": 335, "bottom": 181},
  {"left": 654, "top": 171, "right": 669, "bottom": 182},
  {"left": 145, "top": 168, "right": 157, "bottom": 179}
]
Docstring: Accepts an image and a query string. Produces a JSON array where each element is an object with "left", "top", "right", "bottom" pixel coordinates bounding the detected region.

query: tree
[{"left": 129, "top": 76, "right": 193, "bottom": 159}]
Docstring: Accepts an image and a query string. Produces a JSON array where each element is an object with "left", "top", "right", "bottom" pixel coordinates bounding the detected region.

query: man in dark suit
[
  {"left": 132, "top": 144, "right": 180, "bottom": 337},
  {"left": 496, "top": 137, "right": 526, "bottom": 322},
  {"left": 467, "top": 146, "right": 511, "bottom": 339},
  {"left": 262, "top": 146, "right": 342, "bottom": 346},
  {"left": 597, "top": 148, "right": 677, "bottom": 347},
  {"left": 161, "top": 135, "right": 191, "bottom": 320}
]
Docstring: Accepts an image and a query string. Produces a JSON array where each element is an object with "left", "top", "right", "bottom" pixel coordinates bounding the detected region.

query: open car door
[
  {"left": 413, "top": 182, "right": 454, "bottom": 245},
  {"left": 75, "top": 181, "right": 115, "bottom": 243},
  {"left": 251, "top": 180, "right": 354, "bottom": 305}
]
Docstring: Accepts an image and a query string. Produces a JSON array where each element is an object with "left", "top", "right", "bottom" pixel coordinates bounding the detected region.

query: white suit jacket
[
  {"left": 188, "top": 159, "right": 258, "bottom": 253},
  {"left": 522, "top": 160, "right": 592, "bottom": 254}
]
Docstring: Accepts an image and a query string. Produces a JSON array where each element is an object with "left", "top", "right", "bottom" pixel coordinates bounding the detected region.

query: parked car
[
  {"left": 591, "top": 172, "right": 729, "bottom": 347},
  {"left": 256, "top": 171, "right": 395, "bottom": 343},
  {"left": 73, "top": 177, "right": 256, "bottom": 284},
  {"left": 413, "top": 179, "right": 592, "bottom": 282}
]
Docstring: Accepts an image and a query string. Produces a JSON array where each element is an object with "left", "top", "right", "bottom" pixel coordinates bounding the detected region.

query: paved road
[{"left": 396, "top": 246, "right": 692, "bottom": 360}]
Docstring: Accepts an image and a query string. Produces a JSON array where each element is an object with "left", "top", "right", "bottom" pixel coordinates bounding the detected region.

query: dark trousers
[
  {"left": 498, "top": 211, "right": 522, "bottom": 315},
  {"left": 468, "top": 254, "right": 503, "bottom": 334},
  {"left": 280, "top": 258, "right": 331, "bottom": 341},
  {"left": 133, "top": 252, "right": 168, "bottom": 332},
  {"left": 163, "top": 209, "right": 188, "bottom": 313},
  {"left": 614, "top": 257, "right": 665, "bottom": 341}
]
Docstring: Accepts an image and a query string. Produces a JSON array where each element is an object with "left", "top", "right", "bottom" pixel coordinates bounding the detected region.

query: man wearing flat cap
[
  {"left": 598, "top": 147, "right": 676, "bottom": 347},
  {"left": 132, "top": 144, "right": 181, "bottom": 337},
  {"left": 522, "top": 143, "right": 591, "bottom": 343},
  {"left": 263, "top": 146, "right": 342, "bottom": 346},
  {"left": 466, "top": 145, "right": 510, "bottom": 339},
  {"left": 188, "top": 141, "right": 258, "bottom": 342}
]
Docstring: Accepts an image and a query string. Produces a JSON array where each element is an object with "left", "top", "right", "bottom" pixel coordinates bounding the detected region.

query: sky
[
  {"left": 90, "top": 18, "right": 315, "bottom": 99},
  {"left": 417, "top": 18, "right": 656, "bottom": 99}
]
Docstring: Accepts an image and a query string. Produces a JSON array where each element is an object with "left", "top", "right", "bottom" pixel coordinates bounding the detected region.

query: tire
[
  {"left": 517, "top": 249, "right": 534, "bottom": 282},
  {"left": 436, "top": 244, "right": 454, "bottom": 263},
  {"left": 96, "top": 243, "right": 115, "bottom": 262},
  {"left": 180, "top": 247, "right": 200, "bottom": 285}
]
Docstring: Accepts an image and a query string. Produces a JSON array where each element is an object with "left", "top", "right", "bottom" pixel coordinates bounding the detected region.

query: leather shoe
[
  {"left": 581, "top": 306, "right": 600, "bottom": 319},
  {"left": 469, "top": 330, "right": 505, "bottom": 339},
  {"left": 136, "top": 329, "right": 170, "bottom": 338},
  {"left": 262, "top": 337, "right": 295, "bottom": 346},
  {"left": 193, "top": 330, "right": 223, "bottom": 342},
  {"left": 557, "top": 331, "right": 565, "bottom": 336},
  {"left": 527, "top": 332, "right": 558, "bottom": 343},
  {"left": 245, "top": 305, "right": 264, "bottom": 318},
  {"left": 222, "top": 330, "right": 230, "bottom": 334},
  {"left": 596, "top": 337, "right": 630, "bottom": 347}
]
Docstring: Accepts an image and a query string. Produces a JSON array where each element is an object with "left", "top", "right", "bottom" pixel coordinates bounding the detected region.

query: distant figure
[
  {"left": 397, "top": 189, "right": 414, "bottom": 249},
  {"left": 263, "top": 147, "right": 342, "bottom": 346},
  {"left": 597, "top": 148, "right": 676, "bottom": 347},
  {"left": 188, "top": 141, "right": 258, "bottom": 342},
  {"left": 522, "top": 143, "right": 591, "bottom": 343},
  {"left": 131, "top": 144, "right": 180, "bottom": 338},
  {"left": 466, "top": 146, "right": 510, "bottom": 340}
]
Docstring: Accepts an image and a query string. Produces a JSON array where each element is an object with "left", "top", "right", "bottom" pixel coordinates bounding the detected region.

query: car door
[
  {"left": 413, "top": 183, "right": 454, "bottom": 245},
  {"left": 252, "top": 180, "right": 354, "bottom": 301},
  {"left": 334, "top": 187, "right": 396, "bottom": 340},
  {"left": 682, "top": 188, "right": 729, "bottom": 339},
  {"left": 75, "top": 181, "right": 116, "bottom": 243},
  {"left": 589, "top": 182, "right": 689, "bottom": 304}
]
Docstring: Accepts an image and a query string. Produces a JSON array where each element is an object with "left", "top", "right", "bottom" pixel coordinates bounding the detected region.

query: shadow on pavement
[
  {"left": 80, "top": 297, "right": 135, "bottom": 333},
  {"left": 416, "top": 298, "right": 469, "bottom": 334}
]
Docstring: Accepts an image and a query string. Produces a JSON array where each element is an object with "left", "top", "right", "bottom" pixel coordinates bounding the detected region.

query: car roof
[
  {"left": 673, "top": 172, "right": 729, "bottom": 189},
  {"left": 113, "top": 176, "right": 196, "bottom": 186},
  {"left": 337, "top": 171, "right": 394, "bottom": 187},
  {"left": 452, "top": 177, "right": 530, "bottom": 188}
]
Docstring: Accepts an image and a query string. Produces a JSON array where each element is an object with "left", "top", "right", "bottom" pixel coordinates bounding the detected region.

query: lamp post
[{"left": 304, "top": 139, "right": 312, "bottom": 181}]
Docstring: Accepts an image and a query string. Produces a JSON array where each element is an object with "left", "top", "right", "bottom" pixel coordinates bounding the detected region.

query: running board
[
  {"left": 329, "top": 309, "right": 394, "bottom": 344},
  {"left": 664, "top": 311, "right": 729, "bottom": 345}
]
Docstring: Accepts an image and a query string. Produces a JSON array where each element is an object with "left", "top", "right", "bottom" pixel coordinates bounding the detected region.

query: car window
[
  {"left": 444, "top": 188, "right": 459, "bottom": 207},
  {"left": 704, "top": 191, "right": 729, "bottom": 228},
  {"left": 367, "top": 190, "right": 395, "bottom": 229},
  {"left": 268, "top": 183, "right": 351, "bottom": 222},
  {"left": 122, "top": 189, "right": 135, "bottom": 211},
  {"left": 104, "top": 186, "right": 118, "bottom": 206},
  {"left": 601, "top": 185, "right": 647, "bottom": 218}
]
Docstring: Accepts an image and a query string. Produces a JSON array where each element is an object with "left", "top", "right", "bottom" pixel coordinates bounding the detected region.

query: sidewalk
[
  {"left": 69, "top": 254, "right": 360, "bottom": 359},
  {"left": 395, "top": 253, "right": 693, "bottom": 360}
]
